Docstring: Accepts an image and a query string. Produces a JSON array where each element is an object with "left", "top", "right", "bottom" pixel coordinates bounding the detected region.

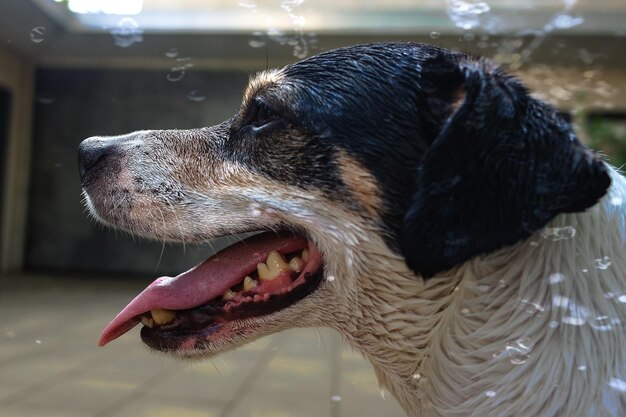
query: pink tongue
[{"left": 99, "top": 232, "right": 308, "bottom": 346}]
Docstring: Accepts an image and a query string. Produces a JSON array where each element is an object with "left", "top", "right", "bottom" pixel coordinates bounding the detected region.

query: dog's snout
[{"left": 78, "top": 137, "right": 115, "bottom": 180}]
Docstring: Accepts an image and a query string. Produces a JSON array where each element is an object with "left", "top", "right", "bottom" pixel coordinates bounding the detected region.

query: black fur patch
[{"left": 227, "top": 43, "right": 611, "bottom": 278}]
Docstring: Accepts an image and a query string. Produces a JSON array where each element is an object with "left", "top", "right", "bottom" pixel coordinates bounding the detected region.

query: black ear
[{"left": 401, "top": 61, "right": 611, "bottom": 278}]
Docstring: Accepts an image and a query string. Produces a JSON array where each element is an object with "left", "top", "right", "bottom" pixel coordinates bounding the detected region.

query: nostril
[{"left": 78, "top": 137, "right": 112, "bottom": 180}]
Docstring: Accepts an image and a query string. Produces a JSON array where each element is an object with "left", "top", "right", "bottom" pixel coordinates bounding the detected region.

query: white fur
[{"left": 339, "top": 168, "right": 626, "bottom": 416}]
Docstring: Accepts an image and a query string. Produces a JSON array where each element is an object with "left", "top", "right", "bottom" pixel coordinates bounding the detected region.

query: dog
[{"left": 78, "top": 43, "right": 626, "bottom": 417}]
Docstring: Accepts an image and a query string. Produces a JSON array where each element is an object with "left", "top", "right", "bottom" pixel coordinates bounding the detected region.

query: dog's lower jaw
[{"left": 336, "top": 170, "right": 626, "bottom": 417}]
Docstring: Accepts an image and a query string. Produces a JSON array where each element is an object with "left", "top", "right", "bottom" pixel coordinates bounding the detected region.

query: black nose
[{"left": 78, "top": 137, "right": 114, "bottom": 180}]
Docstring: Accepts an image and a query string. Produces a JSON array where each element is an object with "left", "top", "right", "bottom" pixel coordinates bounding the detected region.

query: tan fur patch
[
  {"left": 243, "top": 69, "right": 284, "bottom": 107},
  {"left": 337, "top": 150, "right": 383, "bottom": 218},
  {"left": 449, "top": 86, "right": 466, "bottom": 116}
]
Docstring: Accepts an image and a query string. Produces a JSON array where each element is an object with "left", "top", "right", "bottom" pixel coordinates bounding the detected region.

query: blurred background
[{"left": 0, "top": 0, "right": 624, "bottom": 416}]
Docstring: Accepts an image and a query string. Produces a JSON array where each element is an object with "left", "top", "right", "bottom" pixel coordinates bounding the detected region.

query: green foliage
[{"left": 586, "top": 115, "right": 626, "bottom": 169}]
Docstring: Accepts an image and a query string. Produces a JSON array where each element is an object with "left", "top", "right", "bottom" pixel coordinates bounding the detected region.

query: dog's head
[{"left": 79, "top": 43, "right": 610, "bottom": 356}]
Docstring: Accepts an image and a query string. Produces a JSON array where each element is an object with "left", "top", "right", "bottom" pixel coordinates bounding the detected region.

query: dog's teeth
[
  {"left": 141, "top": 316, "right": 154, "bottom": 328},
  {"left": 289, "top": 257, "right": 304, "bottom": 272},
  {"left": 261, "top": 250, "right": 292, "bottom": 281},
  {"left": 302, "top": 249, "right": 309, "bottom": 262},
  {"left": 257, "top": 262, "right": 270, "bottom": 280},
  {"left": 223, "top": 289, "right": 236, "bottom": 300},
  {"left": 243, "top": 276, "right": 258, "bottom": 291},
  {"left": 151, "top": 308, "right": 176, "bottom": 325}
]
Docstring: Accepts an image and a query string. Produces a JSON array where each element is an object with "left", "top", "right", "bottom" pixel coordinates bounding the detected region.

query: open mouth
[{"left": 99, "top": 232, "right": 324, "bottom": 352}]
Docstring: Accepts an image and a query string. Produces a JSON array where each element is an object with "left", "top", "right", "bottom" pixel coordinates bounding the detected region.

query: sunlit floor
[{"left": 0, "top": 274, "right": 405, "bottom": 417}]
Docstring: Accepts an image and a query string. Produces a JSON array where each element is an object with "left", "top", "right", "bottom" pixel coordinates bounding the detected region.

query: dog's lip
[{"left": 99, "top": 232, "right": 320, "bottom": 346}]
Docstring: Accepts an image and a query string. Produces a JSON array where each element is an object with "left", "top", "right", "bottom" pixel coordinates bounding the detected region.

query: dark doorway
[{"left": 0, "top": 87, "right": 11, "bottom": 258}]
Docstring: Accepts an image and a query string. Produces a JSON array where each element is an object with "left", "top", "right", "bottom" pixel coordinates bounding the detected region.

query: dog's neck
[{"left": 336, "top": 169, "right": 626, "bottom": 417}]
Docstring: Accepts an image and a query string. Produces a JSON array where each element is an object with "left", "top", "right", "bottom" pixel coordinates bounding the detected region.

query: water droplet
[
  {"left": 5, "top": 331, "right": 16, "bottom": 338},
  {"left": 519, "top": 299, "right": 546, "bottom": 315},
  {"left": 590, "top": 316, "right": 613, "bottom": 332},
  {"left": 578, "top": 365, "right": 587, "bottom": 371},
  {"left": 463, "top": 32, "right": 475, "bottom": 41},
  {"left": 238, "top": 0, "right": 257, "bottom": 9},
  {"left": 504, "top": 338, "right": 533, "bottom": 365},
  {"left": 594, "top": 256, "right": 612, "bottom": 270},
  {"left": 165, "top": 48, "right": 179, "bottom": 58},
  {"left": 36, "top": 93, "right": 54, "bottom": 104},
  {"left": 608, "top": 378, "right": 626, "bottom": 392},
  {"left": 485, "top": 390, "right": 496, "bottom": 397},
  {"left": 430, "top": 31, "right": 441, "bottom": 39},
  {"left": 461, "top": 308, "right": 470, "bottom": 315},
  {"left": 610, "top": 195, "right": 623, "bottom": 206},
  {"left": 549, "top": 321, "right": 559, "bottom": 329},
  {"left": 331, "top": 395, "right": 341, "bottom": 402},
  {"left": 35, "top": 339, "right": 42, "bottom": 345},
  {"left": 617, "top": 295, "right": 626, "bottom": 303},
  {"left": 326, "top": 275, "right": 335, "bottom": 282},
  {"left": 561, "top": 302, "right": 590, "bottom": 326},
  {"left": 604, "top": 292, "right": 615, "bottom": 299},
  {"left": 167, "top": 68, "right": 185, "bottom": 82},
  {"left": 175, "top": 57, "right": 194, "bottom": 69},
  {"left": 412, "top": 373, "right": 421, "bottom": 380},
  {"left": 185, "top": 90, "right": 206, "bottom": 102},
  {"left": 582, "top": 269, "right": 589, "bottom": 273},
  {"left": 548, "top": 273, "right": 566, "bottom": 284},
  {"left": 111, "top": 17, "right": 143, "bottom": 48},
  {"left": 167, "top": 59, "right": 194, "bottom": 83},
  {"left": 478, "top": 284, "right": 490, "bottom": 292},
  {"left": 541, "top": 226, "right": 576, "bottom": 241},
  {"left": 249, "top": 32, "right": 266, "bottom": 48},
  {"left": 30, "top": 26, "right": 46, "bottom": 43}
]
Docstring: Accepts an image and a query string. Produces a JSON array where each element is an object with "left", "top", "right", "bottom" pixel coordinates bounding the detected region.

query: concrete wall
[{"left": 26, "top": 68, "right": 249, "bottom": 276}]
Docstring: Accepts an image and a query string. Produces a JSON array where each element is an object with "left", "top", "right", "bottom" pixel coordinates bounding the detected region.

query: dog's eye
[
  {"left": 256, "top": 103, "right": 273, "bottom": 126},
  {"left": 247, "top": 99, "right": 276, "bottom": 129}
]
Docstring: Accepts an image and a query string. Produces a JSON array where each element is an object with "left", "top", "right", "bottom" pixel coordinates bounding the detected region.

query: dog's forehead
[{"left": 243, "top": 69, "right": 284, "bottom": 107}]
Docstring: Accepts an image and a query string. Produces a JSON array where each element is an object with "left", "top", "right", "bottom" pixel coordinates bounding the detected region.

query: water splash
[
  {"left": 111, "top": 17, "right": 143, "bottom": 48},
  {"left": 610, "top": 196, "right": 623, "bottom": 206},
  {"left": 446, "top": 0, "right": 490, "bottom": 30},
  {"left": 30, "top": 26, "right": 46, "bottom": 43},
  {"left": 240, "top": 0, "right": 314, "bottom": 59},
  {"left": 548, "top": 13, "right": 584, "bottom": 30}
]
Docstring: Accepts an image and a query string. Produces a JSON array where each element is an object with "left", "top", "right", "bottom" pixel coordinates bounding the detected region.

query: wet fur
[{"left": 79, "top": 43, "right": 626, "bottom": 416}]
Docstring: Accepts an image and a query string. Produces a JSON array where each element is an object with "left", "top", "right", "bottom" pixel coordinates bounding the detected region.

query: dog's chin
[{"left": 97, "top": 227, "right": 326, "bottom": 356}]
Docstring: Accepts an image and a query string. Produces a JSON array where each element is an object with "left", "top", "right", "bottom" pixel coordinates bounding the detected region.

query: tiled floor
[{"left": 0, "top": 274, "right": 405, "bottom": 417}]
